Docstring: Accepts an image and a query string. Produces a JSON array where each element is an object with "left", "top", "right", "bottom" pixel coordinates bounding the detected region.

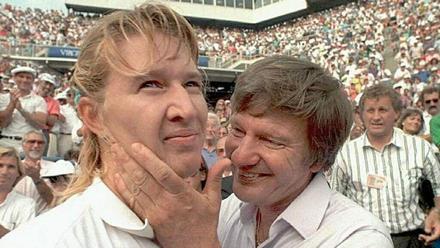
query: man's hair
[
  {"left": 207, "top": 112, "right": 221, "bottom": 128},
  {"left": 231, "top": 55, "right": 353, "bottom": 170},
  {"left": 64, "top": 2, "right": 199, "bottom": 200},
  {"left": 22, "top": 130, "right": 46, "bottom": 144},
  {"left": 396, "top": 107, "right": 424, "bottom": 134},
  {"left": 0, "top": 146, "right": 24, "bottom": 186},
  {"left": 420, "top": 86, "right": 440, "bottom": 104},
  {"left": 359, "top": 83, "right": 402, "bottom": 113}
]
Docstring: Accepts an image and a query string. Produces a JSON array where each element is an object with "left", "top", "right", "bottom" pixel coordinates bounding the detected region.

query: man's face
[
  {"left": 423, "top": 92, "right": 439, "bottom": 116},
  {"left": 100, "top": 33, "right": 207, "bottom": 178},
  {"left": 361, "top": 96, "right": 399, "bottom": 140},
  {"left": 14, "top": 72, "right": 34, "bottom": 92},
  {"left": 37, "top": 81, "right": 54, "bottom": 97},
  {"left": 205, "top": 118, "right": 220, "bottom": 143},
  {"left": 22, "top": 133, "right": 46, "bottom": 160},
  {"left": 67, "top": 93, "right": 75, "bottom": 106},
  {"left": 0, "top": 155, "right": 20, "bottom": 192},
  {"left": 216, "top": 137, "right": 226, "bottom": 159},
  {"left": 225, "top": 110, "right": 320, "bottom": 208},
  {"left": 219, "top": 126, "right": 228, "bottom": 138}
]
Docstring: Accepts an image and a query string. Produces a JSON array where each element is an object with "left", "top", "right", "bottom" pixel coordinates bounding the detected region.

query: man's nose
[
  {"left": 166, "top": 85, "right": 198, "bottom": 122},
  {"left": 231, "top": 137, "right": 259, "bottom": 167}
]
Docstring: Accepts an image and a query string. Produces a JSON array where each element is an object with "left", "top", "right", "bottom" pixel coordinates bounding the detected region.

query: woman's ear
[{"left": 77, "top": 97, "right": 104, "bottom": 135}]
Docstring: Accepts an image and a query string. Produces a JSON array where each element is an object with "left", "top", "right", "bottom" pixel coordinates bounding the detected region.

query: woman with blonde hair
[
  {"left": 0, "top": 3, "right": 217, "bottom": 247},
  {"left": 0, "top": 146, "right": 36, "bottom": 237}
]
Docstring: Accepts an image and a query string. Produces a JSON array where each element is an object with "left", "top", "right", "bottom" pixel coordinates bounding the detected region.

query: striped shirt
[{"left": 330, "top": 128, "right": 440, "bottom": 234}]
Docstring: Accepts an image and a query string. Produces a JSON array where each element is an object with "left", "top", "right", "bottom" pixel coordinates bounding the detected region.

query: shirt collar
[
  {"left": 360, "top": 127, "right": 403, "bottom": 149},
  {"left": 20, "top": 92, "right": 34, "bottom": 99},
  {"left": 423, "top": 111, "right": 432, "bottom": 118},
  {"left": 237, "top": 173, "right": 331, "bottom": 239},
  {"left": 86, "top": 177, "right": 154, "bottom": 239},
  {"left": 278, "top": 173, "right": 331, "bottom": 239}
]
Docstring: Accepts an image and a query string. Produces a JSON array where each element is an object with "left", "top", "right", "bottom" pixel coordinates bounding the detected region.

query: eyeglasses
[
  {"left": 24, "top": 140, "right": 45, "bottom": 145},
  {"left": 425, "top": 99, "right": 439, "bottom": 105},
  {"left": 48, "top": 175, "right": 68, "bottom": 184}
]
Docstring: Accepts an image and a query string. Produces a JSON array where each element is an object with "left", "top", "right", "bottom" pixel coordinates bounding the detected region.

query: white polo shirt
[
  {"left": 0, "top": 92, "right": 47, "bottom": 137},
  {"left": 0, "top": 177, "right": 157, "bottom": 247}
]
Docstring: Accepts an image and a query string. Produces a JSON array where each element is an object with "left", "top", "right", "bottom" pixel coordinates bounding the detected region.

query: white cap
[
  {"left": 55, "top": 91, "right": 67, "bottom": 100},
  {"left": 393, "top": 82, "right": 405, "bottom": 89},
  {"left": 41, "top": 160, "right": 75, "bottom": 178},
  {"left": 39, "top": 73, "right": 57, "bottom": 86},
  {"left": 11, "top": 66, "right": 36, "bottom": 77}
]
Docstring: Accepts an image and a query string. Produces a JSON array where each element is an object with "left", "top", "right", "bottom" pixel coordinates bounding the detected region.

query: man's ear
[
  {"left": 77, "top": 97, "right": 104, "bottom": 135},
  {"left": 310, "top": 163, "right": 324, "bottom": 173}
]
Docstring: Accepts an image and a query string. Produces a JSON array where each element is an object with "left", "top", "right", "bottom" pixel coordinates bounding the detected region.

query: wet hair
[{"left": 231, "top": 55, "right": 353, "bottom": 170}]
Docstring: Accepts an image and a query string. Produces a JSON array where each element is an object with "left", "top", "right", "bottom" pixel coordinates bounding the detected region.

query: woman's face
[{"left": 402, "top": 113, "right": 423, "bottom": 135}]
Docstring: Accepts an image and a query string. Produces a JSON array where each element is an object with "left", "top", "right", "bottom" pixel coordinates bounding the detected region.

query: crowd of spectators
[
  {"left": 0, "top": 0, "right": 439, "bottom": 152},
  {"left": 0, "top": 4, "right": 98, "bottom": 47},
  {"left": 0, "top": 0, "right": 438, "bottom": 89}
]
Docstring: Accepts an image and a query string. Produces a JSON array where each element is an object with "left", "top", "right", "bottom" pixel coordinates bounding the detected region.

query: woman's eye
[
  {"left": 185, "top": 80, "right": 203, "bottom": 88},
  {"left": 140, "top": 80, "right": 162, "bottom": 89}
]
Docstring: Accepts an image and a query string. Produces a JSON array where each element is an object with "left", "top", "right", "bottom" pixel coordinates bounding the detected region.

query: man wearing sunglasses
[
  {"left": 420, "top": 87, "right": 440, "bottom": 136},
  {"left": 14, "top": 130, "right": 54, "bottom": 215}
]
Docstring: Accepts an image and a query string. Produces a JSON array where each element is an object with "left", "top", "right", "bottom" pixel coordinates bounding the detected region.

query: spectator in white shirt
[
  {"left": 0, "top": 66, "right": 47, "bottom": 152},
  {"left": 0, "top": 146, "right": 36, "bottom": 238}
]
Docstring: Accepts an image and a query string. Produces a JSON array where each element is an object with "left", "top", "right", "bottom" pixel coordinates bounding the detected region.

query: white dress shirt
[{"left": 219, "top": 173, "right": 392, "bottom": 247}]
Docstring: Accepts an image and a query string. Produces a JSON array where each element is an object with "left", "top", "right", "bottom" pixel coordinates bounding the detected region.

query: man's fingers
[
  {"left": 111, "top": 143, "right": 151, "bottom": 186},
  {"left": 111, "top": 143, "right": 159, "bottom": 197},
  {"left": 419, "top": 234, "right": 435, "bottom": 245},
  {"left": 130, "top": 143, "right": 185, "bottom": 194},
  {"left": 114, "top": 172, "right": 155, "bottom": 220},
  {"left": 203, "top": 158, "right": 231, "bottom": 200}
]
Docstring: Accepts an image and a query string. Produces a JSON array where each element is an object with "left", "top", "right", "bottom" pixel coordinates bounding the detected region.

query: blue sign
[
  {"left": 47, "top": 47, "right": 80, "bottom": 58},
  {"left": 198, "top": 56, "right": 209, "bottom": 67}
]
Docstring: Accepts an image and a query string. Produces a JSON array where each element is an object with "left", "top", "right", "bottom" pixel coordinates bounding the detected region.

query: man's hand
[
  {"left": 419, "top": 208, "right": 440, "bottom": 245},
  {"left": 111, "top": 143, "right": 231, "bottom": 248},
  {"left": 22, "top": 160, "right": 41, "bottom": 181},
  {"left": 9, "top": 90, "right": 21, "bottom": 106},
  {"left": 0, "top": 223, "right": 10, "bottom": 238}
]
